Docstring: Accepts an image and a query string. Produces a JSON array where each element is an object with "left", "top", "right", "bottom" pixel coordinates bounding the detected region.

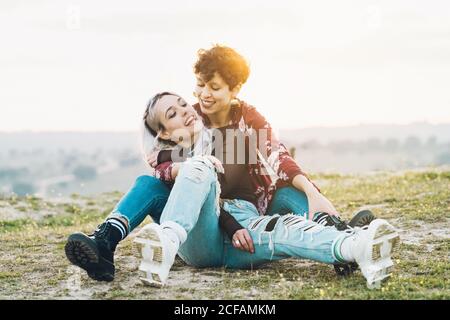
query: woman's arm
[
  {"left": 292, "top": 174, "right": 318, "bottom": 194},
  {"left": 152, "top": 146, "right": 188, "bottom": 180},
  {"left": 154, "top": 161, "right": 180, "bottom": 181},
  {"left": 155, "top": 154, "right": 224, "bottom": 183},
  {"left": 219, "top": 208, "right": 242, "bottom": 239},
  {"left": 244, "top": 104, "right": 340, "bottom": 218},
  {"left": 148, "top": 149, "right": 181, "bottom": 168},
  {"left": 292, "top": 174, "right": 339, "bottom": 219}
]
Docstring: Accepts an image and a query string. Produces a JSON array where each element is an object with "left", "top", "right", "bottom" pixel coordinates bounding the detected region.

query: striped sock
[
  {"left": 313, "top": 212, "right": 330, "bottom": 225},
  {"left": 107, "top": 217, "right": 128, "bottom": 240},
  {"left": 333, "top": 234, "right": 357, "bottom": 263}
]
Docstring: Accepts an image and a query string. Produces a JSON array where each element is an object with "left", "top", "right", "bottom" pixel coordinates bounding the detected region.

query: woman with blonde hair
[{"left": 64, "top": 45, "right": 384, "bottom": 286}]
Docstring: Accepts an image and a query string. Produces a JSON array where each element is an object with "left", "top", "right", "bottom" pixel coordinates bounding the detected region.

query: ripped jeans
[
  {"left": 108, "top": 164, "right": 310, "bottom": 234},
  {"left": 159, "top": 156, "right": 350, "bottom": 268}
]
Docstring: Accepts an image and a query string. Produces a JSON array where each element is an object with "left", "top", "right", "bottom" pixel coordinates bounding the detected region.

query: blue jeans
[
  {"left": 267, "top": 186, "right": 309, "bottom": 217},
  {"left": 159, "top": 157, "right": 224, "bottom": 267},
  {"left": 109, "top": 175, "right": 170, "bottom": 231},
  {"left": 111, "top": 177, "right": 310, "bottom": 233},
  {"left": 158, "top": 157, "right": 349, "bottom": 268}
]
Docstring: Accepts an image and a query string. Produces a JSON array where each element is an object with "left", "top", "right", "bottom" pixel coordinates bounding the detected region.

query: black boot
[
  {"left": 313, "top": 210, "right": 376, "bottom": 231},
  {"left": 313, "top": 212, "right": 349, "bottom": 231},
  {"left": 348, "top": 209, "right": 376, "bottom": 228},
  {"left": 65, "top": 221, "right": 120, "bottom": 282},
  {"left": 313, "top": 210, "right": 376, "bottom": 276}
]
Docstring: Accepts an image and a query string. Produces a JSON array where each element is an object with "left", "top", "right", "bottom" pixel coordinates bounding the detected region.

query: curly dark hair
[{"left": 194, "top": 45, "right": 250, "bottom": 90}]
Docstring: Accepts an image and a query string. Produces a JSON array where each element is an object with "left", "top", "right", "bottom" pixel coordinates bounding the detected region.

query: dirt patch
[{"left": 392, "top": 218, "right": 450, "bottom": 250}]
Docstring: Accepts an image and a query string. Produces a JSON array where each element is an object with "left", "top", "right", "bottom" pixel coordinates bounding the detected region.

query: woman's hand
[
  {"left": 146, "top": 151, "right": 159, "bottom": 168},
  {"left": 204, "top": 155, "right": 225, "bottom": 174},
  {"left": 307, "top": 191, "right": 340, "bottom": 220},
  {"left": 232, "top": 229, "right": 254, "bottom": 254}
]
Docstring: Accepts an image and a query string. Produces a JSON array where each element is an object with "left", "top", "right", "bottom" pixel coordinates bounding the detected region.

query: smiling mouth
[
  {"left": 185, "top": 115, "right": 196, "bottom": 126},
  {"left": 201, "top": 99, "right": 215, "bottom": 108}
]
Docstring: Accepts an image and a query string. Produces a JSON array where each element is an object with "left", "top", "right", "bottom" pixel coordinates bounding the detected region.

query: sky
[{"left": 1, "top": 0, "right": 449, "bottom": 131}]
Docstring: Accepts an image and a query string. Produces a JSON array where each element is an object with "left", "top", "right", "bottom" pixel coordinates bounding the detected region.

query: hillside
[
  {"left": 1, "top": 124, "right": 450, "bottom": 197},
  {"left": 0, "top": 168, "right": 449, "bottom": 299}
]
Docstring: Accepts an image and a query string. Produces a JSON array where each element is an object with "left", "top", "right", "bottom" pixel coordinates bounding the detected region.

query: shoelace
[
  {"left": 314, "top": 212, "right": 330, "bottom": 225},
  {"left": 313, "top": 212, "right": 351, "bottom": 231},
  {"left": 91, "top": 221, "right": 111, "bottom": 238}
]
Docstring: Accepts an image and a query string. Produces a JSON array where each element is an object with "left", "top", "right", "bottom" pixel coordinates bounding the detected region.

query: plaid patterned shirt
[{"left": 154, "top": 100, "right": 320, "bottom": 215}]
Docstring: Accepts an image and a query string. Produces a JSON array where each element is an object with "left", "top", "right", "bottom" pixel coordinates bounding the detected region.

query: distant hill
[
  {"left": 0, "top": 131, "right": 143, "bottom": 152},
  {"left": 1, "top": 123, "right": 449, "bottom": 152},
  {"left": 279, "top": 123, "right": 450, "bottom": 144}
]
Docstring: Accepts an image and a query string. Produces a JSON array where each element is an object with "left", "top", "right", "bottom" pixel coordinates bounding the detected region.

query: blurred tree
[
  {"left": 0, "top": 169, "right": 20, "bottom": 180},
  {"left": 384, "top": 138, "right": 400, "bottom": 152},
  {"left": 300, "top": 139, "right": 321, "bottom": 150},
  {"left": 73, "top": 165, "right": 97, "bottom": 180},
  {"left": 435, "top": 152, "right": 450, "bottom": 165},
  {"left": 0, "top": 168, "right": 29, "bottom": 180},
  {"left": 57, "top": 182, "right": 69, "bottom": 188},
  {"left": 366, "top": 138, "right": 382, "bottom": 151},
  {"left": 327, "top": 140, "right": 355, "bottom": 153},
  {"left": 403, "top": 136, "right": 422, "bottom": 151},
  {"left": 12, "top": 182, "right": 36, "bottom": 196},
  {"left": 426, "top": 136, "right": 437, "bottom": 149},
  {"left": 9, "top": 149, "right": 18, "bottom": 157},
  {"left": 31, "top": 148, "right": 44, "bottom": 156},
  {"left": 63, "top": 154, "right": 78, "bottom": 168},
  {"left": 119, "top": 157, "right": 140, "bottom": 167}
]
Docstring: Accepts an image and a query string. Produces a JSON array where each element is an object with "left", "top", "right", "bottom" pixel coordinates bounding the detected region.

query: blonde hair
[{"left": 140, "top": 92, "right": 178, "bottom": 168}]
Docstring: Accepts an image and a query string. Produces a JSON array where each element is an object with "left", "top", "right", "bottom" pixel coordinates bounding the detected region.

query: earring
[{"left": 230, "top": 98, "right": 240, "bottom": 108}]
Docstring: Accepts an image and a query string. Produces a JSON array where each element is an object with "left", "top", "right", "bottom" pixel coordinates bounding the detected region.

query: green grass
[{"left": 0, "top": 168, "right": 449, "bottom": 299}]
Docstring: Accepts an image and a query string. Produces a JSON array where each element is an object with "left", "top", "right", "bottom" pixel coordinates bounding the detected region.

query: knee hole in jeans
[
  {"left": 265, "top": 216, "right": 280, "bottom": 232},
  {"left": 182, "top": 160, "right": 215, "bottom": 184}
]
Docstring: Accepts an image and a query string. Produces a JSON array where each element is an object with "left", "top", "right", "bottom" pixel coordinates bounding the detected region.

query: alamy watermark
[{"left": 167, "top": 127, "right": 284, "bottom": 176}]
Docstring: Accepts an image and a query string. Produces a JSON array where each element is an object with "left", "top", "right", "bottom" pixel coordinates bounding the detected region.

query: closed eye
[
  {"left": 177, "top": 97, "right": 187, "bottom": 107},
  {"left": 165, "top": 106, "right": 176, "bottom": 119}
]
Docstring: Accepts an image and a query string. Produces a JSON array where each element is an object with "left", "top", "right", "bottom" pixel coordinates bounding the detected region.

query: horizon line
[{"left": 1, "top": 121, "right": 450, "bottom": 134}]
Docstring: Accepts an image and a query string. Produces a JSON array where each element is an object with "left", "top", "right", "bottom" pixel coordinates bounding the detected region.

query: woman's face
[
  {"left": 194, "top": 72, "right": 240, "bottom": 116},
  {"left": 153, "top": 94, "right": 203, "bottom": 145}
]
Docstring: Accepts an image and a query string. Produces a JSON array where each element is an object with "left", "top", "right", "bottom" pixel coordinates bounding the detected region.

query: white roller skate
[
  {"left": 133, "top": 223, "right": 179, "bottom": 287},
  {"left": 349, "top": 219, "right": 400, "bottom": 288}
]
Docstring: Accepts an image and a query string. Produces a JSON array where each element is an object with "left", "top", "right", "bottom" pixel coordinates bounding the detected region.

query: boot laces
[{"left": 91, "top": 221, "right": 112, "bottom": 239}]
